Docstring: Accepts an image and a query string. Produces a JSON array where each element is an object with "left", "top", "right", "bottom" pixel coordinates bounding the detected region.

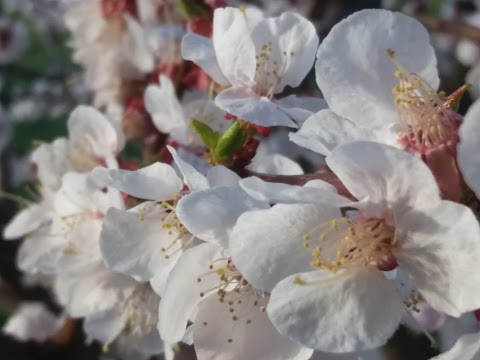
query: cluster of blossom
[{"left": 4, "top": 1, "right": 480, "bottom": 360}]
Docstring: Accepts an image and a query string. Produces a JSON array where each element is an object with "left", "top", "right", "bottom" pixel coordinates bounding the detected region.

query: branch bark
[
  {"left": 240, "top": 165, "right": 355, "bottom": 201},
  {"left": 415, "top": 14, "right": 480, "bottom": 42}
]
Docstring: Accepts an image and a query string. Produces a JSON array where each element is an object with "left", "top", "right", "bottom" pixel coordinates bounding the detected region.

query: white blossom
[
  {"left": 182, "top": 7, "right": 325, "bottom": 127},
  {"left": 231, "top": 141, "right": 480, "bottom": 353}
]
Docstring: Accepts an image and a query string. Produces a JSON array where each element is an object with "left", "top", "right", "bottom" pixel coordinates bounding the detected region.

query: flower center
[
  {"left": 196, "top": 258, "right": 266, "bottom": 344},
  {"left": 197, "top": 259, "right": 249, "bottom": 300},
  {"left": 103, "top": 285, "right": 158, "bottom": 352},
  {"left": 138, "top": 196, "right": 195, "bottom": 260},
  {"left": 253, "top": 41, "right": 287, "bottom": 98},
  {"left": 121, "top": 287, "right": 157, "bottom": 337},
  {"left": 387, "top": 49, "right": 460, "bottom": 152},
  {"left": 302, "top": 215, "right": 398, "bottom": 273}
]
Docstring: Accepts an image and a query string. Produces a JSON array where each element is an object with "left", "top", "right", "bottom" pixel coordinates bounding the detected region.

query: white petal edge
[
  {"left": 268, "top": 269, "right": 404, "bottom": 353},
  {"left": 458, "top": 98, "right": 480, "bottom": 199},
  {"left": 181, "top": 32, "right": 230, "bottom": 86},
  {"left": 88, "top": 163, "right": 183, "bottom": 201}
]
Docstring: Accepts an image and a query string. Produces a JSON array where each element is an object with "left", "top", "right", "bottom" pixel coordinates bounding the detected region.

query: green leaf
[
  {"left": 11, "top": 116, "right": 67, "bottom": 156},
  {"left": 120, "top": 139, "right": 143, "bottom": 162},
  {"left": 177, "top": 0, "right": 208, "bottom": 18},
  {"left": 214, "top": 121, "right": 248, "bottom": 160},
  {"left": 190, "top": 118, "right": 220, "bottom": 150}
]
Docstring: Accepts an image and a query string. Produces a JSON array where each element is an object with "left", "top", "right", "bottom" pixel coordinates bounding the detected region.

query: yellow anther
[
  {"left": 330, "top": 219, "right": 338, "bottom": 231},
  {"left": 294, "top": 275, "right": 308, "bottom": 285},
  {"left": 348, "top": 226, "right": 355, "bottom": 236},
  {"left": 239, "top": 5, "right": 246, "bottom": 17}
]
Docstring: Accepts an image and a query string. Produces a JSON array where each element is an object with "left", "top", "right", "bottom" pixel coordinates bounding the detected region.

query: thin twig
[
  {"left": 415, "top": 13, "right": 480, "bottom": 42},
  {"left": 240, "top": 165, "right": 355, "bottom": 201}
]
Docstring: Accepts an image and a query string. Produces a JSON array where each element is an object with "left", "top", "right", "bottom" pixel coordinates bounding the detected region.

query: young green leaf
[
  {"left": 214, "top": 121, "right": 248, "bottom": 160},
  {"left": 190, "top": 118, "right": 220, "bottom": 150}
]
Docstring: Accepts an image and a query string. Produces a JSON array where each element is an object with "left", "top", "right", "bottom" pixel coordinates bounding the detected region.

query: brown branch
[
  {"left": 415, "top": 14, "right": 480, "bottom": 43},
  {"left": 240, "top": 165, "right": 356, "bottom": 201}
]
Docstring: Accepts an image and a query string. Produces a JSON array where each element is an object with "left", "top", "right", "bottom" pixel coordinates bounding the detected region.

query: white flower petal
[
  {"left": 149, "top": 258, "right": 178, "bottom": 297},
  {"left": 88, "top": 163, "right": 183, "bottom": 201},
  {"left": 3, "top": 203, "right": 52, "bottom": 240},
  {"left": 289, "top": 109, "right": 377, "bottom": 156},
  {"left": 239, "top": 177, "right": 352, "bottom": 207},
  {"left": 123, "top": 14, "right": 154, "bottom": 73},
  {"left": 54, "top": 219, "right": 103, "bottom": 275},
  {"left": 16, "top": 230, "right": 63, "bottom": 274},
  {"left": 250, "top": 12, "right": 318, "bottom": 93},
  {"left": 458, "top": 99, "right": 480, "bottom": 199},
  {"left": 316, "top": 9, "right": 438, "bottom": 130},
  {"left": 168, "top": 146, "right": 209, "bottom": 191},
  {"left": 192, "top": 291, "right": 313, "bottom": 360},
  {"left": 181, "top": 33, "right": 230, "bottom": 86},
  {"left": 3, "top": 302, "right": 62, "bottom": 342},
  {"left": 268, "top": 269, "right": 404, "bottom": 352},
  {"left": 248, "top": 152, "right": 303, "bottom": 175},
  {"left": 230, "top": 203, "right": 338, "bottom": 291},
  {"left": 213, "top": 8, "right": 256, "bottom": 87},
  {"left": 100, "top": 204, "right": 179, "bottom": 282},
  {"left": 176, "top": 186, "right": 268, "bottom": 248},
  {"left": 438, "top": 314, "right": 478, "bottom": 353},
  {"left": 432, "top": 332, "right": 480, "bottom": 360},
  {"left": 274, "top": 95, "right": 328, "bottom": 124},
  {"left": 206, "top": 166, "right": 241, "bottom": 188},
  {"left": 145, "top": 75, "right": 186, "bottom": 134},
  {"left": 54, "top": 264, "right": 137, "bottom": 318},
  {"left": 84, "top": 308, "right": 126, "bottom": 344},
  {"left": 158, "top": 243, "right": 225, "bottom": 343},
  {"left": 396, "top": 201, "right": 480, "bottom": 317},
  {"left": 55, "top": 172, "right": 122, "bottom": 216},
  {"left": 215, "top": 87, "right": 297, "bottom": 127},
  {"left": 173, "top": 147, "right": 210, "bottom": 174},
  {"left": 326, "top": 141, "right": 440, "bottom": 212},
  {"left": 68, "top": 105, "right": 123, "bottom": 159},
  {"left": 31, "top": 138, "right": 69, "bottom": 191}
]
